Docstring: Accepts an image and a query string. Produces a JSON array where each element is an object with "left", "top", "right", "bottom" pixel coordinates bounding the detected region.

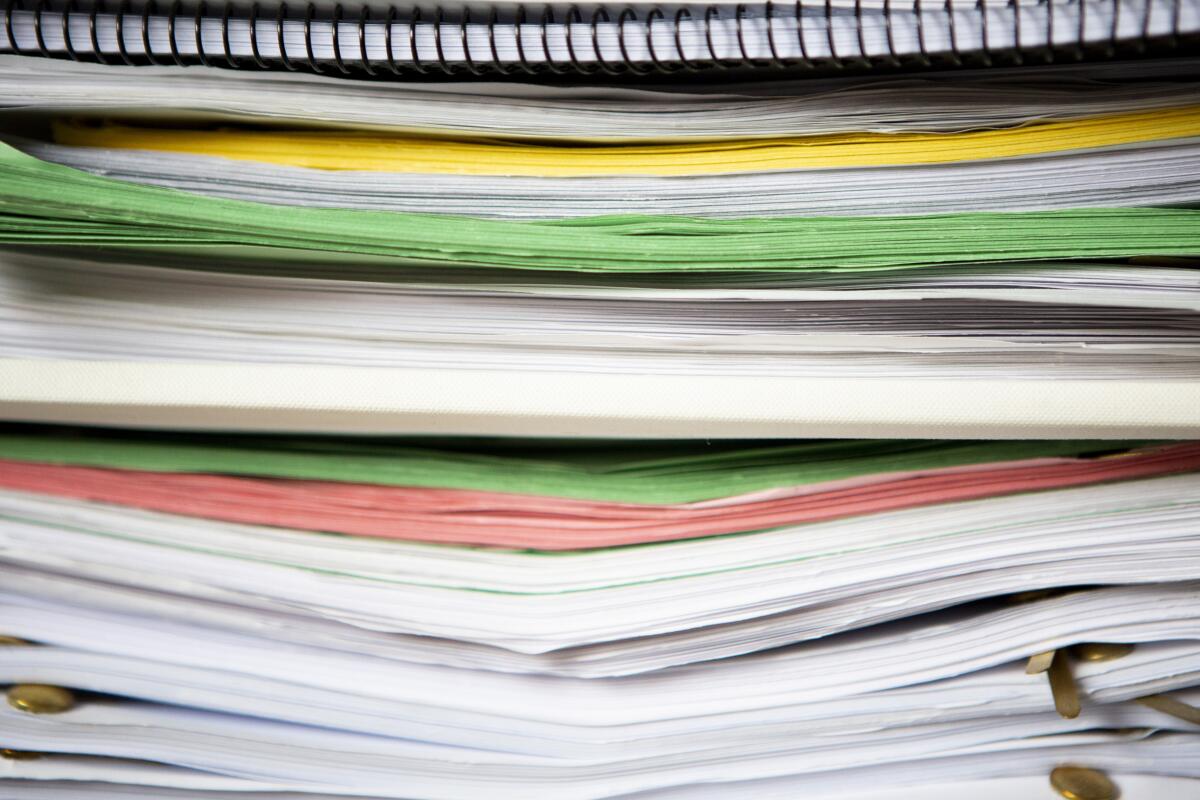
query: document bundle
[
  {"left": 0, "top": 2, "right": 1199, "bottom": 798},
  {"left": 3, "top": 428, "right": 1200, "bottom": 797}
]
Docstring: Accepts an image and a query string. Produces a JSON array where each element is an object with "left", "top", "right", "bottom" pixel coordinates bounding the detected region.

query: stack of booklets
[{"left": 1, "top": 2, "right": 1199, "bottom": 798}]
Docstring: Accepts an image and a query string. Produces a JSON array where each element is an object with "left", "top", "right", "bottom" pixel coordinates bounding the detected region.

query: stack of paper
[
  {"left": 2, "top": 425, "right": 1200, "bottom": 797},
  {"left": 3, "top": 75, "right": 1200, "bottom": 396},
  {"left": 29, "top": 134, "right": 1200, "bottom": 217},
  {"left": 2, "top": 429, "right": 1200, "bottom": 548},
  {"left": 4, "top": 131, "right": 1200, "bottom": 388},
  {"left": 6, "top": 141, "right": 1200, "bottom": 270},
  {"left": 1, "top": 36, "right": 1199, "bottom": 800},
  {"left": 4, "top": 58, "right": 1200, "bottom": 433}
]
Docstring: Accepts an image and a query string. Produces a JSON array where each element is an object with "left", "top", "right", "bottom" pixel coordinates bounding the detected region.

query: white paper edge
[{"left": 1, "top": 359, "right": 1198, "bottom": 438}]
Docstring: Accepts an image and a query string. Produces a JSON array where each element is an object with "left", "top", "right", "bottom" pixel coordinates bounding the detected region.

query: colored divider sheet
[
  {"left": 0, "top": 432, "right": 1149, "bottom": 502},
  {"left": 1, "top": 429, "right": 1197, "bottom": 548},
  {"left": 52, "top": 107, "right": 1200, "bottom": 176},
  {"left": 2, "top": 144, "right": 1200, "bottom": 272}
]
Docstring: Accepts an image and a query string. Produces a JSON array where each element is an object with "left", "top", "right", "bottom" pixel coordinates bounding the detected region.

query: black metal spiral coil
[{"left": 4, "top": 0, "right": 1195, "bottom": 79}]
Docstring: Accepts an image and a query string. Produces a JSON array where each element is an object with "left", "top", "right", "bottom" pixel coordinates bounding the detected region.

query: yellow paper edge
[{"left": 53, "top": 106, "right": 1200, "bottom": 176}]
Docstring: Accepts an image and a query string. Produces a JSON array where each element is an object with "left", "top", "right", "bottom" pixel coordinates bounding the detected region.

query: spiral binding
[{"left": 3, "top": 0, "right": 1194, "bottom": 78}]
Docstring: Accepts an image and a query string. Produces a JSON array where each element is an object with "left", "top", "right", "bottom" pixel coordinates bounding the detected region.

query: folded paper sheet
[{"left": 3, "top": 145, "right": 1200, "bottom": 271}]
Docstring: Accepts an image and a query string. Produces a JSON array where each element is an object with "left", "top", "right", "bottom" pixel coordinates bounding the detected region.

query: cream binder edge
[{"left": 0, "top": 359, "right": 1197, "bottom": 439}]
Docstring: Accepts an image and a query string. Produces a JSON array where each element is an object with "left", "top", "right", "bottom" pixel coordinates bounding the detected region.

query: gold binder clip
[
  {"left": 1028, "top": 643, "right": 1134, "bottom": 719},
  {"left": 5, "top": 684, "right": 75, "bottom": 715},
  {"left": 1046, "top": 650, "right": 1082, "bottom": 720},
  {"left": 1069, "top": 643, "right": 1135, "bottom": 662},
  {"left": 1025, "top": 649, "right": 1080, "bottom": 717},
  {"left": 1134, "top": 693, "right": 1200, "bottom": 726},
  {"left": 1026, "top": 650, "right": 1057, "bottom": 674},
  {"left": 0, "top": 748, "right": 41, "bottom": 760},
  {"left": 1049, "top": 766, "right": 1118, "bottom": 800}
]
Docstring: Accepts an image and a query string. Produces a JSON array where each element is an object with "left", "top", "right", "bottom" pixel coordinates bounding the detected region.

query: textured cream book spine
[{"left": 2, "top": 359, "right": 1198, "bottom": 438}]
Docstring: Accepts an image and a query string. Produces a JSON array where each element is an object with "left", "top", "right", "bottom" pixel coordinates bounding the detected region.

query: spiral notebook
[{"left": 2, "top": 0, "right": 1198, "bottom": 77}]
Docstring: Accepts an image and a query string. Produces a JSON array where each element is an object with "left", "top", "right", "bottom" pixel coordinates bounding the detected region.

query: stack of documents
[
  {"left": 1, "top": 32, "right": 1199, "bottom": 800},
  {"left": 3, "top": 429, "right": 1200, "bottom": 549},
  {"left": 2, "top": 425, "right": 1200, "bottom": 797},
  {"left": 4, "top": 68, "right": 1200, "bottom": 426}
]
